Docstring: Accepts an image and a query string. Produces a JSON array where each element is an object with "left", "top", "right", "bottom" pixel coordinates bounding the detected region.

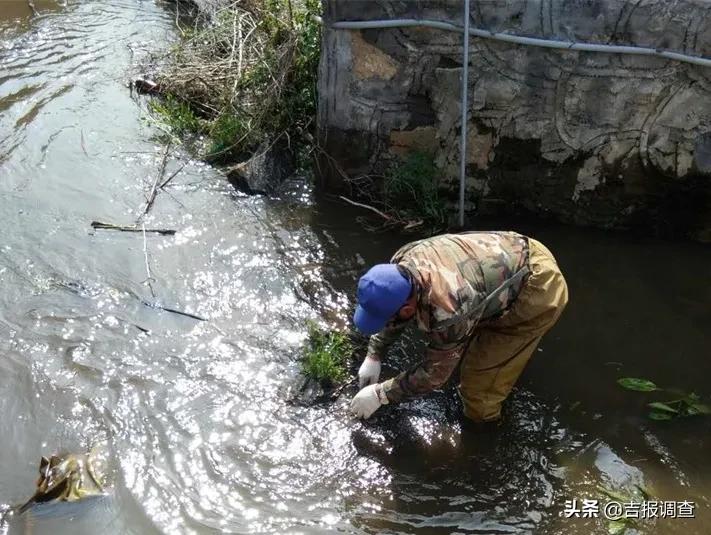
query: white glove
[
  {"left": 350, "top": 383, "right": 389, "bottom": 419},
  {"left": 358, "top": 356, "right": 381, "bottom": 388}
]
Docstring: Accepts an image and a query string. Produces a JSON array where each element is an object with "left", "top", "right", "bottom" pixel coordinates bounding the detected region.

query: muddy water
[{"left": 0, "top": 1, "right": 710, "bottom": 534}]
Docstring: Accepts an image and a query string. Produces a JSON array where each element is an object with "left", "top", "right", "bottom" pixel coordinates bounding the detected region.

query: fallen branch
[
  {"left": 91, "top": 221, "right": 176, "bottom": 235},
  {"left": 137, "top": 145, "right": 170, "bottom": 221},
  {"left": 80, "top": 130, "right": 89, "bottom": 157},
  {"left": 141, "top": 224, "right": 156, "bottom": 298},
  {"left": 338, "top": 195, "right": 395, "bottom": 222},
  {"left": 159, "top": 162, "right": 188, "bottom": 190},
  {"left": 324, "top": 376, "right": 357, "bottom": 402},
  {"left": 140, "top": 300, "right": 207, "bottom": 321}
]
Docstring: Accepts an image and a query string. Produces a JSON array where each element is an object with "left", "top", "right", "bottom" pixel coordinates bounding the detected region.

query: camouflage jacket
[{"left": 369, "top": 231, "right": 530, "bottom": 402}]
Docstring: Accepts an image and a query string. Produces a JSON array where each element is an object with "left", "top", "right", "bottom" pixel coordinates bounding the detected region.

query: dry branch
[
  {"left": 91, "top": 221, "right": 176, "bottom": 235},
  {"left": 137, "top": 145, "right": 170, "bottom": 221},
  {"left": 338, "top": 195, "right": 395, "bottom": 222}
]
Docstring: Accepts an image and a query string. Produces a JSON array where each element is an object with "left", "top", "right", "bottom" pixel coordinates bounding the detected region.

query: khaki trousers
[{"left": 458, "top": 238, "right": 568, "bottom": 422}]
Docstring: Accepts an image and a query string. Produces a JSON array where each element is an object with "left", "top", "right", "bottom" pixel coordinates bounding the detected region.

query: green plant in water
[
  {"left": 617, "top": 377, "right": 711, "bottom": 420},
  {"left": 384, "top": 151, "right": 447, "bottom": 229},
  {"left": 301, "top": 321, "right": 351, "bottom": 386},
  {"left": 148, "top": 94, "right": 203, "bottom": 137},
  {"left": 598, "top": 483, "right": 651, "bottom": 534}
]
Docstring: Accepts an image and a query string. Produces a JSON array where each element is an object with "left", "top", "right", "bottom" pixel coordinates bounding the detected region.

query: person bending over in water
[{"left": 349, "top": 231, "right": 568, "bottom": 424}]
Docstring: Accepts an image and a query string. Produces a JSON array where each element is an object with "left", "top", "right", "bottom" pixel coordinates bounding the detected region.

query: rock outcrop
[{"left": 317, "top": 0, "right": 711, "bottom": 240}]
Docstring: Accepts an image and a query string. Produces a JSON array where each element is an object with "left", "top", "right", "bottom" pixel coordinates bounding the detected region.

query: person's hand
[
  {"left": 358, "top": 356, "right": 381, "bottom": 388},
  {"left": 350, "top": 383, "right": 388, "bottom": 419}
]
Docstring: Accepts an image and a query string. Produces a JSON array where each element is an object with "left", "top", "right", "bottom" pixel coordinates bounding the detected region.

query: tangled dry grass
[{"left": 148, "top": 0, "right": 320, "bottom": 161}]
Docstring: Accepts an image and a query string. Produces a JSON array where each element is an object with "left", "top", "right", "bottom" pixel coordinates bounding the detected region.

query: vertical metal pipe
[{"left": 458, "top": 0, "right": 470, "bottom": 227}]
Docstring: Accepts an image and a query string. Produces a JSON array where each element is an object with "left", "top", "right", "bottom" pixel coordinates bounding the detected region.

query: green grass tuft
[
  {"left": 208, "top": 111, "right": 250, "bottom": 157},
  {"left": 301, "top": 321, "right": 351, "bottom": 386},
  {"left": 384, "top": 151, "right": 447, "bottom": 228},
  {"left": 148, "top": 94, "right": 203, "bottom": 137}
]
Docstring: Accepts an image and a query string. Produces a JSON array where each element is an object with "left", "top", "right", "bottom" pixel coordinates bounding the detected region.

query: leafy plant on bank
[
  {"left": 383, "top": 151, "right": 447, "bottom": 230},
  {"left": 301, "top": 321, "right": 351, "bottom": 387},
  {"left": 617, "top": 377, "right": 711, "bottom": 420},
  {"left": 148, "top": 94, "right": 204, "bottom": 137},
  {"left": 341, "top": 151, "right": 447, "bottom": 234}
]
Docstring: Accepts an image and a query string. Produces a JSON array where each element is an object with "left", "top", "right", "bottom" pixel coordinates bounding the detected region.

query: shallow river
[{"left": 0, "top": 1, "right": 710, "bottom": 534}]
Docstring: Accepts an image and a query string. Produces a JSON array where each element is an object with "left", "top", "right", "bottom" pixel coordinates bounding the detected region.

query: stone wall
[{"left": 316, "top": 0, "right": 711, "bottom": 240}]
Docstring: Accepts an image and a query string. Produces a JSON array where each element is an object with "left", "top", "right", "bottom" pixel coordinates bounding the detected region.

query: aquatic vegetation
[
  {"left": 301, "top": 321, "right": 351, "bottom": 386},
  {"left": 599, "top": 484, "right": 646, "bottom": 534},
  {"left": 617, "top": 377, "right": 711, "bottom": 420},
  {"left": 616, "top": 377, "right": 659, "bottom": 392}
]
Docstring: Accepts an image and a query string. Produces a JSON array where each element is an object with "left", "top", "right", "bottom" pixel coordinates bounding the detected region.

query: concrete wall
[{"left": 316, "top": 0, "right": 711, "bottom": 241}]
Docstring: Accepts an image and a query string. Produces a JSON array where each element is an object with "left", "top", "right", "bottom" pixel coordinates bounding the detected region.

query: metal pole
[{"left": 458, "top": 0, "right": 470, "bottom": 227}]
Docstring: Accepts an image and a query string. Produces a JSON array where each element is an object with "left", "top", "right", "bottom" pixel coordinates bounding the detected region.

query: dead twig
[
  {"left": 159, "top": 162, "right": 188, "bottom": 189},
  {"left": 80, "top": 130, "right": 89, "bottom": 156},
  {"left": 91, "top": 221, "right": 176, "bottom": 236},
  {"left": 137, "top": 144, "right": 170, "bottom": 221},
  {"left": 141, "top": 224, "right": 156, "bottom": 298},
  {"left": 338, "top": 195, "right": 396, "bottom": 222},
  {"left": 175, "top": 0, "right": 185, "bottom": 37},
  {"left": 325, "top": 376, "right": 357, "bottom": 401},
  {"left": 27, "top": 0, "right": 38, "bottom": 17},
  {"left": 140, "top": 300, "right": 206, "bottom": 321}
]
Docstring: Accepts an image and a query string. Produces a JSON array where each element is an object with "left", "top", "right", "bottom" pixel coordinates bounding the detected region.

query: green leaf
[
  {"left": 689, "top": 402, "right": 711, "bottom": 415},
  {"left": 648, "top": 411, "right": 674, "bottom": 421},
  {"left": 617, "top": 378, "right": 658, "bottom": 392},
  {"left": 608, "top": 519, "right": 631, "bottom": 535},
  {"left": 647, "top": 402, "right": 679, "bottom": 413},
  {"left": 597, "top": 485, "right": 632, "bottom": 503},
  {"left": 686, "top": 392, "right": 701, "bottom": 402}
]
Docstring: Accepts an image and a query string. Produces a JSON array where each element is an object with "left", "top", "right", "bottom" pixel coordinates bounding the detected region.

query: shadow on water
[{"left": 0, "top": 1, "right": 709, "bottom": 534}]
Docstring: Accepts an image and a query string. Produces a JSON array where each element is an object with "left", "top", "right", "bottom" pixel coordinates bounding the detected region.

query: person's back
[{"left": 392, "top": 231, "right": 529, "bottom": 329}]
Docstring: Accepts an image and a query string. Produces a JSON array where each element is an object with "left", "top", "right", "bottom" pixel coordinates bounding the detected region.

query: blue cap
[{"left": 353, "top": 264, "right": 412, "bottom": 335}]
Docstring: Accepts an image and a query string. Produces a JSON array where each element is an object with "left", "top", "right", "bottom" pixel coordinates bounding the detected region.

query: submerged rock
[{"left": 226, "top": 141, "right": 295, "bottom": 195}]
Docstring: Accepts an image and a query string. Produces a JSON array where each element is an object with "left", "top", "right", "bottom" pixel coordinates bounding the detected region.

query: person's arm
[
  {"left": 365, "top": 320, "right": 408, "bottom": 360},
  {"left": 379, "top": 320, "right": 471, "bottom": 402},
  {"left": 357, "top": 321, "right": 408, "bottom": 388}
]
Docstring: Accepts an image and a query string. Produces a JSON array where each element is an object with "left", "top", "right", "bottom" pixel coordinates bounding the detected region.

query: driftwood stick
[
  {"left": 141, "top": 224, "right": 156, "bottom": 298},
  {"left": 137, "top": 145, "right": 170, "bottom": 221},
  {"left": 140, "top": 300, "right": 206, "bottom": 321},
  {"left": 91, "top": 221, "right": 176, "bottom": 236},
  {"left": 338, "top": 195, "right": 395, "bottom": 222},
  {"left": 80, "top": 130, "right": 89, "bottom": 156},
  {"left": 327, "top": 376, "right": 357, "bottom": 401},
  {"left": 159, "top": 162, "right": 188, "bottom": 190}
]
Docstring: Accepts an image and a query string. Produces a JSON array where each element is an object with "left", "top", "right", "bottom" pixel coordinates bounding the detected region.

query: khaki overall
[{"left": 458, "top": 238, "right": 569, "bottom": 422}]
